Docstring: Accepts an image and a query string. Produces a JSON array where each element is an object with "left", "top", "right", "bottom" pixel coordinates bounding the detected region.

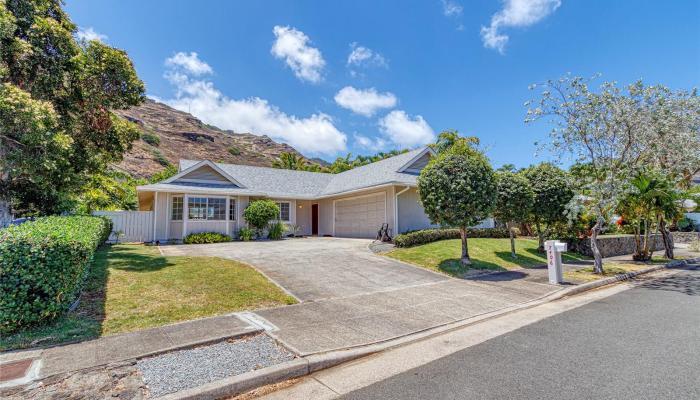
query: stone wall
[
  {"left": 672, "top": 231, "right": 700, "bottom": 244},
  {"left": 568, "top": 234, "right": 666, "bottom": 258}
]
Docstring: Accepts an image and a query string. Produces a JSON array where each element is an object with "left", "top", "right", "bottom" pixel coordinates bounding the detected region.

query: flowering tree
[
  {"left": 494, "top": 171, "right": 535, "bottom": 258},
  {"left": 418, "top": 140, "right": 496, "bottom": 265},
  {"left": 526, "top": 76, "right": 700, "bottom": 273}
]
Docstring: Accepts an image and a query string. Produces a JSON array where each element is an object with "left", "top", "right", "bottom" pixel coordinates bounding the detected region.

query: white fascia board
[
  {"left": 162, "top": 160, "right": 246, "bottom": 188},
  {"left": 397, "top": 146, "right": 436, "bottom": 173}
]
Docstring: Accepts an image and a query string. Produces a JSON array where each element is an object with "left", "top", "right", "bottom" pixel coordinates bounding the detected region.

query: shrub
[
  {"left": 142, "top": 132, "right": 160, "bottom": 146},
  {"left": 677, "top": 217, "right": 697, "bottom": 232},
  {"left": 393, "top": 227, "right": 510, "bottom": 248},
  {"left": 183, "top": 232, "right": 231, "bottom": 244},
  {"left": 268, "top": 221, "right": 286, "bottom": 240},
  {"left": 244, "top": 200, "right": 280, "bottom": 236},
  {"left": 228, "top": 146, "right": 241, "bottom": 156},
  {"left": 0, "top": 216, "right": 111, "bottom": 334},
  {"left": 151, "top": 149, "right": 170, "bottom": 167},
  {"left": 238, "top": 227, "right": 254, "bottom": 241}
]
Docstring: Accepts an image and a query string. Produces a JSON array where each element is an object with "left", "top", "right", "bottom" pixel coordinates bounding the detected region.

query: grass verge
[
  {"left": 385, "top": 238, "right": 588, "bottom": 277},
  {"left": 1, "top": 244, "right": 296, "bottom": 351}
]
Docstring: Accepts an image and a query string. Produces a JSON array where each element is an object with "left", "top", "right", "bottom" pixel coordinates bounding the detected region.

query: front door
[{"left": 311, "top": 204, "right": 319, "bottom": 235}]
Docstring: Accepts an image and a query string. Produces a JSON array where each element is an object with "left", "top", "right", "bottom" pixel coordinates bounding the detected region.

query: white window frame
[
  {"left": 276, "top": 201, "right": 291, "bottom": 222},
  {"left": 187, "top": 196, "right": 227, "bottom": 221},
  {"left": 171, "top": 195, "right": 184, "bottom": 221}
]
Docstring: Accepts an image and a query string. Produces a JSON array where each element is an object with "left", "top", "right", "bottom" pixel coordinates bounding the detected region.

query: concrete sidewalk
[{"left": 0, "top": 314, "right": 258, "bottom": 382}]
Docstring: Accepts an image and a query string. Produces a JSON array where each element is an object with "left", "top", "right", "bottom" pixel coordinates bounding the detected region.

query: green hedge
[
  {"left": 0, "top": 216, "right": 111, "bottom": 334},
  {"left": 393, "top": 227, "right": 510, "bottom": 248},
  {"left": 183, "top": 232, "right": 232, "bottom": 244}
]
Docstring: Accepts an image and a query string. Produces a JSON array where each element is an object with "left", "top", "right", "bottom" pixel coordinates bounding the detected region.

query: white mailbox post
[{"left": 545, "top": 240, "right": 567, "bottom": 284}]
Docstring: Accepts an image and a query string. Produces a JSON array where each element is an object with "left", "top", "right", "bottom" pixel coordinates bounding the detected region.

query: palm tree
[{"left": 272, "top": 152, "right": 308, "bottom": 170}]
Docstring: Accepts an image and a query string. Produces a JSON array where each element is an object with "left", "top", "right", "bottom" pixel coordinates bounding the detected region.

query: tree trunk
[
  {"left": 591, "top": 218, "right": 604, "bottom": 274},
  {"left": 659, "top": 217, "right": 674, "bottom": 259},
  {"left": 508, "top": 222, "right": 516, "bottom": 258},
  {"left": 460, "top": 227, "right": 471, "bottom": 265},
  {"left": 0, "top": 198, "right": 12, "bottom": 228},
  {"left": 535, "top": 221, "right": 545, "bottom": 252}
]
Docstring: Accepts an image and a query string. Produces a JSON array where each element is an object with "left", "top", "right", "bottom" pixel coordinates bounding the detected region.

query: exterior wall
[
  {"left": 397, "top": 188, "right": 437, "bottom": 234},
  {"left": 176, "top": 165, "right": 230, "bottom": 183},
  {"left": 153, "top": 192, "right": 168, "bottom": 242},
  {"left": 296, "top": 200, "right": 313, "bottom": 235}
]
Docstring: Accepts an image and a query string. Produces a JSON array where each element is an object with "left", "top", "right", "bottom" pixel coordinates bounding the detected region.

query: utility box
[{"left": 545, "top": 240, "right": 567, "bottom": 284}]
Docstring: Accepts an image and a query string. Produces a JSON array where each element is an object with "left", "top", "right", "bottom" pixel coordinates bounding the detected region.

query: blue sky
[{"left": 67, "top": 0, "right": 700, "bottom": 167}]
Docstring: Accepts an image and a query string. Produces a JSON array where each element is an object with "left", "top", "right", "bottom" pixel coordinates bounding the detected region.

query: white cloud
[
  {"left": 334, "top": 86, "right": 397, "bottom": 117},
  {"left": 161, "top": 54, "right": 346, "bottom": 155},
  {"left": 481, "top": 0, "right": 561, "bottom": 53},
  {"left": 165, "top": 52, "right": 213, "bottom": 76},
  {"left": 442, "top": 0, "right": 463, "bottom": 17},
  {"left": 76, "top": 27, "right": 107, "bottom": 42},
  {"left": 378, "top": 110, "right": 435, "bottom": 148},
  {"left": 271, "top": 26, "right": 325, "bottom": 83},
  {"left": 347, "top": 43, "right": 387, "bottom": 68},
  {"left": 354, "top": 134, "right": 387, "bottom": 151}
]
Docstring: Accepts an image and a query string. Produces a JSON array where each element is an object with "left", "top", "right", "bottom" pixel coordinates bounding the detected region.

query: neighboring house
[{"left": 136, "top": 147, "right": 493, "bottom": 241}]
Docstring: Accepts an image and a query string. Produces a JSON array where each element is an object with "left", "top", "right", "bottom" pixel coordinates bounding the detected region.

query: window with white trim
[
  {"left": 229, "top": 198, "right": 236, "bottom": 221},
  {"left": 187, "top": 197, "right": 226, "bottom": 220},
  {"left": 276, "top": 201, "right": 290, "bottom": 222},
  {"left": 171, "top": 196, "right": 183, "bottom": 221}
]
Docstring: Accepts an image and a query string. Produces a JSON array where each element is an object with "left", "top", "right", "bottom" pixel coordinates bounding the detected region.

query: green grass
[
  {"left": 386, "top": 238, "right": 588, "bottom": 277},
  {"left": 1, "top": 244, "right": 296, "bottom": 351}
]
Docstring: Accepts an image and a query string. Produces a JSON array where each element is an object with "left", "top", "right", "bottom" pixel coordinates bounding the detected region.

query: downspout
[{"left": 394, "top": 186, "right": 410, "bottom": 236}]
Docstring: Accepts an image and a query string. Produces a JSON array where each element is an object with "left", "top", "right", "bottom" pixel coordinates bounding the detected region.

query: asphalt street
[{"left": 341, "top": 265, "right": 700, "bottom": 400}]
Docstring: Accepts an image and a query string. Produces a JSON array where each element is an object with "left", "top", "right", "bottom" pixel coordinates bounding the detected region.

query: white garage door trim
[{"left": 333, "top": 192, "right": 387, "bottom": 238}]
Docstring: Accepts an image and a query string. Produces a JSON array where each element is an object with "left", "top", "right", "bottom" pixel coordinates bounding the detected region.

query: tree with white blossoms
[
  {"left": 526, "top": 75, "right": 700, "bottom": 273},
  {"left": 418, "top": 139, "right": 497, "bottom": 265}
]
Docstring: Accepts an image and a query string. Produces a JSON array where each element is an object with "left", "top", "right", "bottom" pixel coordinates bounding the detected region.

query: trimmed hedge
[
  {"left": 0, "top": 216, "right": 111, "bottom": 334},
  {"left": 183, "top": 232, "right": 231, "bottom": 244},
  {"left": 393, "top": 227, "right": 510, "bottom": 248}
]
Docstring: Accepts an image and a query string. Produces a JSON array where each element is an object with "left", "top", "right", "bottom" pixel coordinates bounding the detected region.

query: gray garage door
[{"left": 334, "top": 193, "right": 386, "bottom": 238}]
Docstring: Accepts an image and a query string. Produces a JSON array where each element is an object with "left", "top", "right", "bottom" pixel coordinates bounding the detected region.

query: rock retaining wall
[
  {"left": 672, "top": 231, "right": 700, "bottom": 243},
  {"left": 568, "top": 234, "right": 666, "bottom": 258}
]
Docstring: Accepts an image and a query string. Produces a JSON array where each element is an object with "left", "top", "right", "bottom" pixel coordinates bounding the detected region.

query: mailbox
[{"left": 545, "top": 240, "right": 567, "bottom": 284}]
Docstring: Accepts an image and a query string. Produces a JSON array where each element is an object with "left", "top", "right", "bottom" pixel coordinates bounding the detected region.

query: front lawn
[
  {"left": 1, "top": 245, "right": 296, "bottom": 351},
  {"left": 386, "top": 238, "right": 588, "bottom": 277}
]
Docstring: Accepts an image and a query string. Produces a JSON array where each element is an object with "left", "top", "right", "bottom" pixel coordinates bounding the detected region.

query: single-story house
[{"left": 136, "top": 146, "right": 494, "bottom": 242}]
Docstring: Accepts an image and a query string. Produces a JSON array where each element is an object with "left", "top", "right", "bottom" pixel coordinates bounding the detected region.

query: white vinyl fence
[{"left": 94, "top": 211, "right": 153, "bottom": 243}]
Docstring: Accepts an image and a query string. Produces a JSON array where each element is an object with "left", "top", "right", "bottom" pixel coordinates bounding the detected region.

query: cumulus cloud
[
  {"left": 442, "top": 0, "right": 463, "bottom": 17},
  {"left": 271, "top": 26, "right": 325, "bottom": 83},
  {"left": 347, "top": 43, "right": 387, "bottom": 68},
  {"left": 76, "top": 27, "right": 107, "bottom": 42},
  {"left": 165, "top": 52, "right": 213, "bottom": 76},
  {"left": 334, "top": 86, "right": 397, "bottom": 117},
  {"left": 378, "top": 110, "right": 435, "bottom": 148},
  {"left": 481, "top": 0, "right": 561, "bottom": 53},
  {"left": 160, "top": 53, "right": 346, "bottom": 155},
  {"left": 354, "top": 134, "right": 387, "bottom": 151}
]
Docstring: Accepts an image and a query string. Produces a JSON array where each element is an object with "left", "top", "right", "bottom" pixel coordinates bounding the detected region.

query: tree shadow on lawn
[
  {"left": 494, "top": 251, "right": 548, "bottom": 269},
  {"left": 0, "top": 244, "right": 174, "bottom": 351},
  {"left": 437, "top": 258, "right": 507, "bottom": 277}
]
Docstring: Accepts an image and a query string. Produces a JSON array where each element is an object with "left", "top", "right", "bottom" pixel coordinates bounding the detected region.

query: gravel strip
[{"left": 137, "top": 334, "right": 295, "bottom": 397}]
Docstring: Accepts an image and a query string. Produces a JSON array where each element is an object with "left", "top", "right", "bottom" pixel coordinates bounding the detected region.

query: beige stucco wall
[
  {"left": 296, "top": 200, "right": 313, "bottom": 235},
  {"left": 397, "top": 188, "right": 438, "bottom": 234}
]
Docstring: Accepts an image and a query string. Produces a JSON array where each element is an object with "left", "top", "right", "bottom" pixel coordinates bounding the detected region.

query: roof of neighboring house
[{"left": 137, "top": 147, "right": 433, "bottom": 199}]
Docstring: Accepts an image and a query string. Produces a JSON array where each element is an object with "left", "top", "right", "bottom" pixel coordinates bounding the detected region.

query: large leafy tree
[
  {"left": 0, "top": 0, "right": 145, "bottom": 216},
  {"left": 521, "top": 163, "right": 574, "bottom": 252},
  {"left": 418, "top": 140, "right": 497, "bottom": 265},
  {"left": 527, "top": 76, "right": 699, "bottom": 272},
  {"left": 494, "top": 171, "right": 535, "bottom": 258}
]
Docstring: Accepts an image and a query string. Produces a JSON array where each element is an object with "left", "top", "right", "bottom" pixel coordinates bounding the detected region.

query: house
[{"left": 136, "top": 146, "right": 493, "bottom": 242}]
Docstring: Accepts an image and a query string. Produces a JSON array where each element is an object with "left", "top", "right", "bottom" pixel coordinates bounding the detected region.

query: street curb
[
  {"left": 153, "top": 358, "right": 310, "bottom": 400},
  {"left": 145, "top": 256, "right": 700, "bottom": 400}
]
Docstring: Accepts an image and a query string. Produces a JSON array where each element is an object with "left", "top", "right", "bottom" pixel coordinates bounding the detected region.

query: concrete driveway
[{"left": 160, "top": 237, "right": 448, "bottom": 301}]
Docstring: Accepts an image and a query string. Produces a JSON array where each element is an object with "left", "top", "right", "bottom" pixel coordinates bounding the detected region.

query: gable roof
[{"left": 139, "top": 147, "right": 432, "bottom": 199}]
